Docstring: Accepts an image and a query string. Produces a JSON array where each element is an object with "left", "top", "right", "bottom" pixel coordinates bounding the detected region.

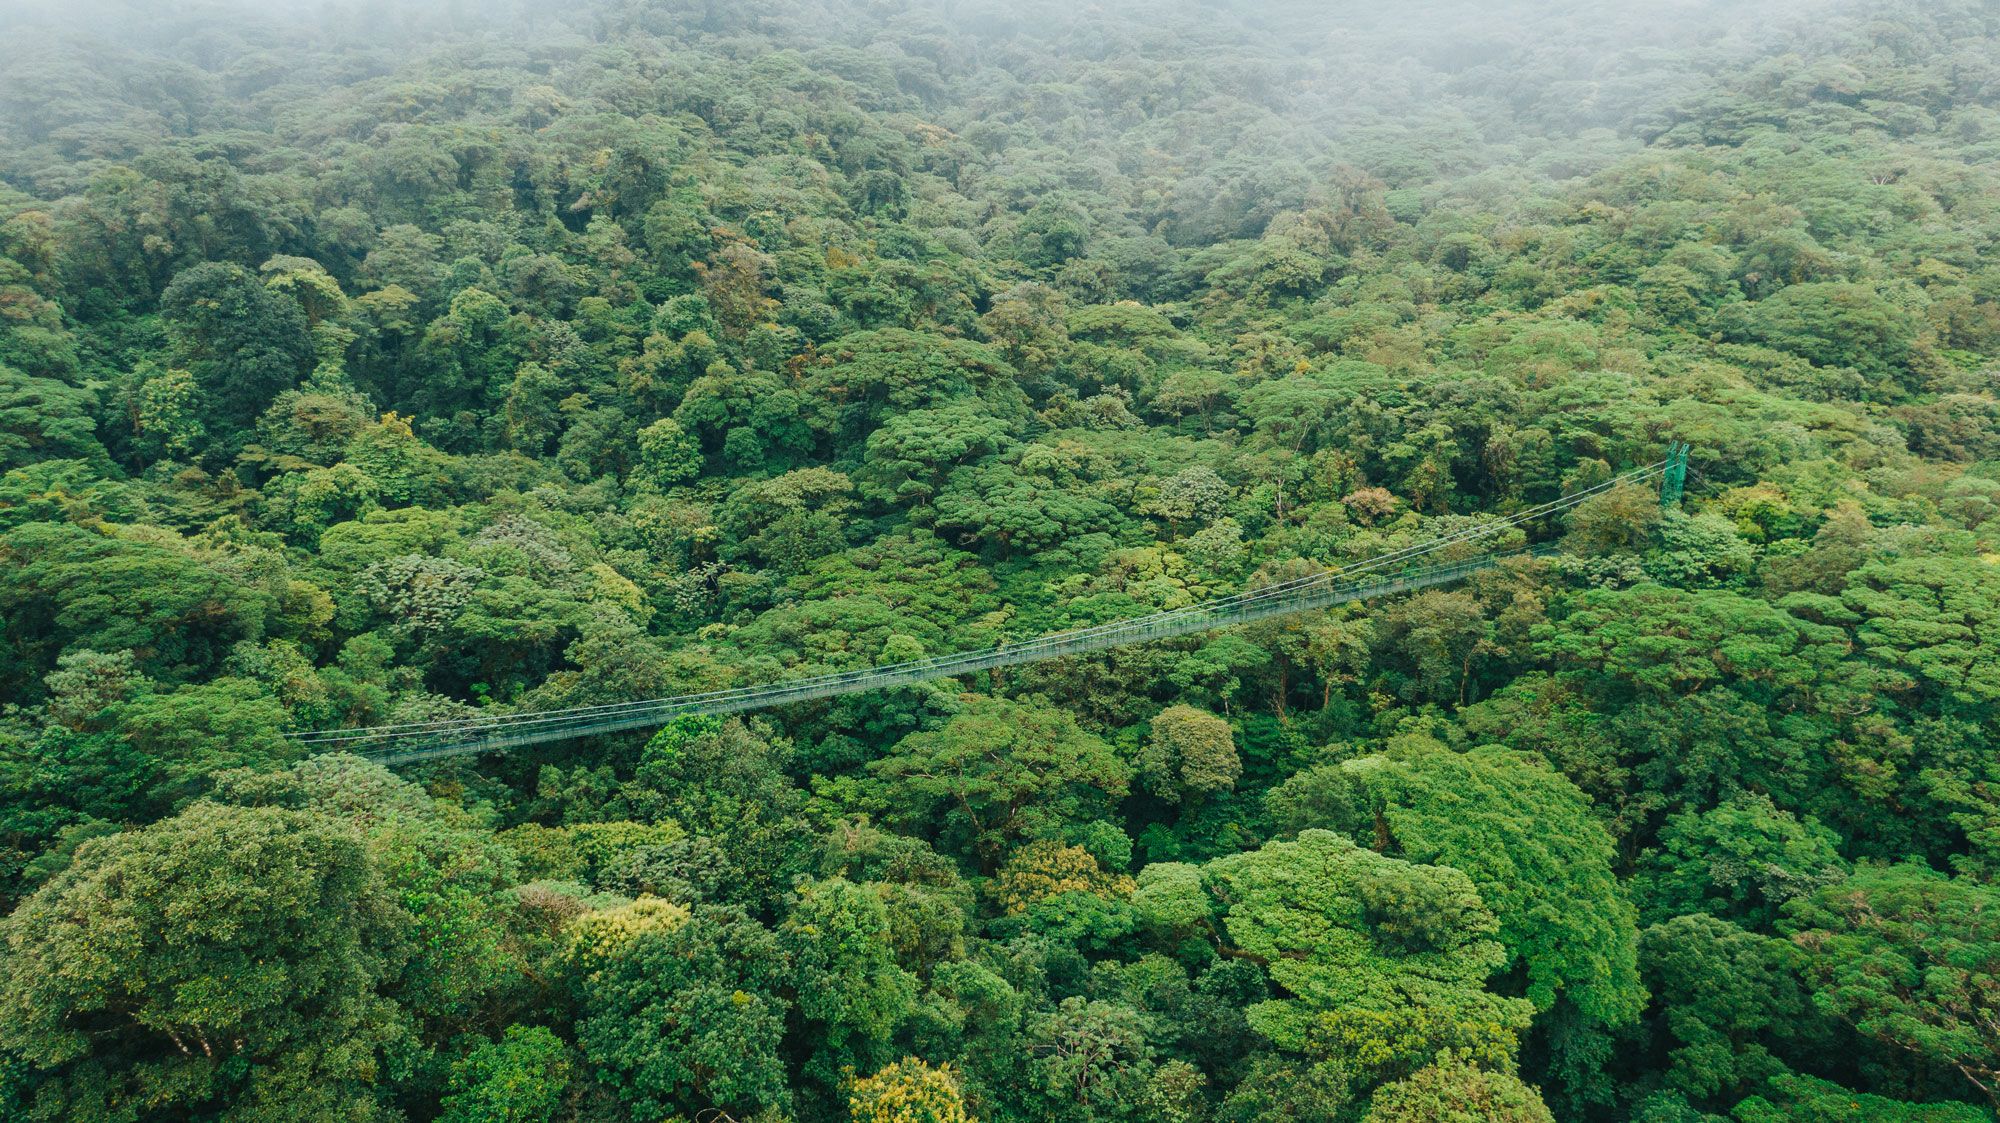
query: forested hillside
[{"left": 2, "top": 0, "right": 2000, "bottom": 1120}]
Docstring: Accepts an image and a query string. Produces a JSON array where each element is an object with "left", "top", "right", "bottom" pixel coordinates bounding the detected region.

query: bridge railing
[
  {"left": 298, "top": 457, "right": 1689, "bottom": 764},
  {"left": 361, "top": 542, "right": 1563, "bottom": 765}
]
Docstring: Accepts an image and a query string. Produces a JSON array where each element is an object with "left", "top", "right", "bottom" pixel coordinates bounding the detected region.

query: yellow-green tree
[
  {"left": 0, "top": 802, "right": 404, "bottom": 1122},
  {"left": 991, "top": 838, "right": 1135, "bottom": 915},
  {"left": 1362, "top": 1052, "right": 1554, "bottom": 1123},
  {"left": 1202, "top": 830, "right": 1532, "bottom": 1080},
  {"left": 849, "top": 1058, "right": 969, "bottom": 1123},
  {"left": 1139, "top": 705, "right": 1241, "bottom": 804}
]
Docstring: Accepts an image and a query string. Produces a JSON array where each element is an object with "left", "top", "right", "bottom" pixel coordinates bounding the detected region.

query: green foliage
[
  {"left": 1139, "top": 705, "right": 1241, "bottom": 804},
  {"left": 0, "top": 364, "right": 104, "bottom": 470},
  {"left": 1202, "top": 829, "right": 1532, "bottom": 1063},
  {"left": 636, "top": 416, "right": 703, "bottom": 487},
  {"left": 1732, "top": 1074, "right": 1991, "bottom": 1123},
  {"left": 2, "top": 2, "right": 2000, "bottom": 1120},
  {"left": 1271, "top": 741, "right": 1642, "bottom": 1030},
  {"left": 781, "top": 876, "right": 919, "bottom": 1081},
  {"left": 570, "top": 903, "right": 790, "bottom": 1117},
  {"left": 1721, "top": 283, "right": 1927, "bottom": 390},
  {"left": 160, "top": 261, "right": 315, "bottom": 442},
  {"left": 626, "top": 716, "right": 805, "bottom": 905},
  {"left": 1634, "top": 794, "right": 1849, "bottom": 928},
  {"left": 1362, "top": 1052, "right": 1556, "bottom": 1123},
  {"left": 1023, "top": 995, "right": 1156, "bottom": 1119},
  {"left": 439, "top": 1025, "right": 572, "bottom": 1123},
  {"left": 0, "top": 521, "right": 273, "bottom": 687},
  {"left": 872, "top": 696, "right": 1129, "bottom": 864},
  {"left": 1783, "top": 865, "right": 2000, "bottom": 1108},
  {"left": 0, "top": 802, "right": 403, "bottom": 1122},
  {"left": 1536, "top": 585, "right": 1839, "bottom": 698},
  {"left": 1838, "top": 555, "right": 2000, "bottom": 709},
  {"left": 1639, "top": 913, "right": 1817, "bottom": 1108}
]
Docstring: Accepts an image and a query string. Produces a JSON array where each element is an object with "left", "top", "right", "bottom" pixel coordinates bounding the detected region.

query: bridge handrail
[
  {"left": 293, "top": 457, "right": 1676, "bottom": 764},
  {"left": 363, "top": 542, "right": 1565, "bottom": 765},
  {"left": 292, "top": 459, "right": 1667, "bottom": 755}
]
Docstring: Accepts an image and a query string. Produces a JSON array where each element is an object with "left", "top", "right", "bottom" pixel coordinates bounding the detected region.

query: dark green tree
[
  {"left": 159, "top": 261, "right": 315, "bottom": 444},
  {"left": 871, "top": 696, "right": 1130, "bottom": 866}
]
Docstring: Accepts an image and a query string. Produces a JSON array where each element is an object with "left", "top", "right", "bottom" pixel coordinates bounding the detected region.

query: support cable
[{"left": 289, "top": 458, "right": 1670, "bottom": 762}]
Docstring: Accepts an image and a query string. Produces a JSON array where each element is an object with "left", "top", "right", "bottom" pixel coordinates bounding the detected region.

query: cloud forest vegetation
[{"left": 1, "top": 1, "right": 1999, "bottom": 1121}]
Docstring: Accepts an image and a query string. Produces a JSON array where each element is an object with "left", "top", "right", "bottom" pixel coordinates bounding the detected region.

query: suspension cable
[{"left": 288, "top": 459, "right": 1667, "bottom": 753}]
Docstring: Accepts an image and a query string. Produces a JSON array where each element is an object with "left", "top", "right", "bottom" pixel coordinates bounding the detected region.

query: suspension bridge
[{"left": 290, "top": 446, "right": 1690, "bottom": 765}]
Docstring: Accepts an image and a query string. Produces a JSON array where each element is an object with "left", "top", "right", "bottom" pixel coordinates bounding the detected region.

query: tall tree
[
  {"left": 871, "top": 696, "right": 1130, "bottom": 866},
  {"left": 159, "top": 261, "right": 315, "bottom": 445},
  {"left": 1784, "top": 865, "right": 2000, "bottom": 1109},
  {"left": 0, "top": 802, "right": 405, "bottom": 1122},
  {"left": 1201, "top": 830, "right": 1533, "bottom": 1076}
]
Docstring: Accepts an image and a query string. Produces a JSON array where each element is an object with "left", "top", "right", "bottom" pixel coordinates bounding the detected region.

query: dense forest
[{"left": 2, "top": 0, "right": 2000, "bottom": 1120}]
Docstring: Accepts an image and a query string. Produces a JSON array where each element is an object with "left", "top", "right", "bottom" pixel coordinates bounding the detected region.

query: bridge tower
[{"left": 1660, "top": 441, "right": 1689, "bottom": 508}]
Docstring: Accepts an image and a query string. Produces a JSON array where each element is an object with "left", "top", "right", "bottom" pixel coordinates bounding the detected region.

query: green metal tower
[{"left": 1660, "top": 441, "right": 1688, "bottom": 508}]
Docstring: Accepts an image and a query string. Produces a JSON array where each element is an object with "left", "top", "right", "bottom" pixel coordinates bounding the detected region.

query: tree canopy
[{"left": 3, "top": 0, "right": 2000, "bottom": 1120}]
